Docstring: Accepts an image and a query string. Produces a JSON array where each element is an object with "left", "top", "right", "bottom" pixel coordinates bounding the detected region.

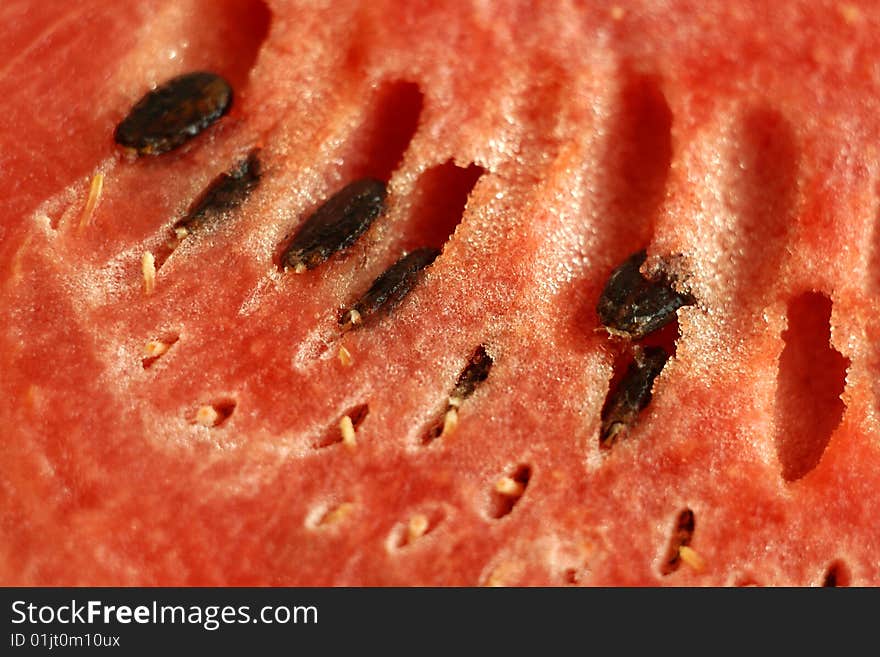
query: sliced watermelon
[{"left": 3, "top": 0, "right": 880, "bottom": 586}]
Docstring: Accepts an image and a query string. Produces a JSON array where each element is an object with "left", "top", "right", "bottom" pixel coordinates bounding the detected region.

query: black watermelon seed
[
  {"left": 280, "top": 178, "right": 387, "bottom": 272},
  {"left": 114, "top": 72, "right": 233, "bottom": 156},
  {"left": 340, "top": 247, "right": 440, "bottom": 328},
  {"left": 600, "top": 345, "right": 668, "bottom": 446},
  {"left": 452, "top": 345, "right": 493, "bottom": 401},
  {"left": 173, "top": 149, "right": 261, "bottom": 236},
  {"left": 661, "top": 509, "right": 696, "bottom": 575},
  {"left": 597, "top": 250, "right": 694, "bottom": 340}
]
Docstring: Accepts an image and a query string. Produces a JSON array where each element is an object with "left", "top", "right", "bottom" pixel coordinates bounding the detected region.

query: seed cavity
[
  {"left": 597, "top": 250, "right": 693, "bottom": 340},
  {"left": 279, "top": 178, "right": 387, "bottom": 272},
  {"left": 312, "top": 502, "right": 356, "bottom": 528},
  {"left": 451, "top": 345, "right": 494, "bottom": 401},
  {"left": 315, "top": 404, "right": 369, "bottom": 449},
  {"left": 489, "top": 464, "right": 531, "bottom": 519},
  {"left": 775, "top": 292, "right": 848, "bottom": 482},
  {"left": 142, "top": 333, "right": 180, "bottom": 369},
  {"left": 600, "top": 345, "right": 669, "bottom": 447},
  {"left": 422, "top": 345, "right": 493, "bottom": 444},
  {"left": 406, "top": 160, "right": 484, "bottom": 250},
  {"left": 387, "top": 507, "right": 446, "bottom": 550},
  {"left": 596, "top": 72, "right": 673, "bottom": 253},
  {"left": 340, "top": 247, "right": 440, "bottom": 329},
  {"left": 144, "top": 340, "right": 171, "bottom": 359},
  {"left": 173, "top": 149, "right": 261, "bottom": 238},
  {"left": 728, "top": 109, "right": 798, "bottom": 311},
  {"left": 660, "top": 508, "right": 697, "bottom": 575},
  {"left": 822, "top": 560, "right": 850, "bottom": 587},
  {"left": 192, "top": 399, "right": 236, "bottom": 428},
  {"left": 114, "top": 72, "right": 233, "bottom": 156},
  {"left": 353, "top": 80, "right": 424, "bottom": 183}
]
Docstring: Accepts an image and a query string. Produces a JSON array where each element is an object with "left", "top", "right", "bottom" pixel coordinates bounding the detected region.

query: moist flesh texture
[{"left": 2, "top": 0, "right": 880, "bottom": 586}]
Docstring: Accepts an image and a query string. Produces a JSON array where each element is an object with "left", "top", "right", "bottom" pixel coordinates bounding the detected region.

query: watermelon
[{"left": 2, "top": 0, "right": 879, "bottom": 586}]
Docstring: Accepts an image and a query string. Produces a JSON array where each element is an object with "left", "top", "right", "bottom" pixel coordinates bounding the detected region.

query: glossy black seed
[
  {"left": 452, "top": 345, "right": 494, "bottom": 401},
  {"left": 173, "top": 149, "right": 261, "bottom": 235},
  {"left": 340, "top": 247, "right": 440, "bottom": 328},
  {"left": 597, "top": 250, "right": 694, "bottom": 340},
  {"left": 280, "top": 178, "right": 387, "bottom": 272},
  {"left": 661, "top": 509, "right": 696, "bottom": 575},
  {"left": 114, "top": 72, "right": 233, "bottom": 156},
  {"left": 600, "top": 345, "right": 668, "bottom": 446}
]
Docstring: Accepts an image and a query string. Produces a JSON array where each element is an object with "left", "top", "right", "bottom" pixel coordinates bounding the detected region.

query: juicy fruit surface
[{"left": 3, "top": 0, "right": 880, "bottom": 586}]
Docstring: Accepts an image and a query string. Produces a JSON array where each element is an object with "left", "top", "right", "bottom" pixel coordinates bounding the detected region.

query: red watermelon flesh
[{"left": 2, "top": 0, "right": 880, "bottom": 586}]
